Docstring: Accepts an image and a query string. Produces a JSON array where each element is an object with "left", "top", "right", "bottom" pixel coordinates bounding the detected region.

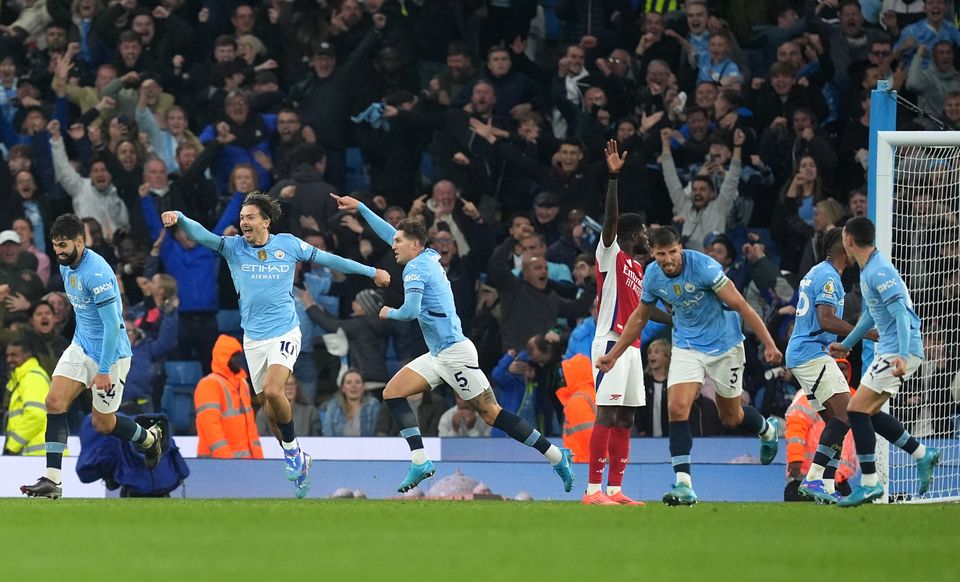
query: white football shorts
[
  {"left": 405, "top": 339, "right": 490, "bottom": 400},
  {"left": 53, "top": 343, "right": 131, "bottom": 414},
  {"left": 244, "top": 327, "right": 301, "bottom": 394},
  {"left": 668, "top": 344, "right": 746, "bottom": 399},
  {"left": 592, "top": 333, "right": 645, "bottom": 407},
  {"left": 789, "top": 355, "right": 850, "bottom": 412}
]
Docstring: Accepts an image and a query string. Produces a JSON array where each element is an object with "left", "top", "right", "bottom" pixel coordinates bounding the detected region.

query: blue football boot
[
  {"left": 799, "top": 479, "right": 837, "bottom": 504},
  {"left": 760, "top": 417, "right": 781, "bottom": 465},
  {"left": 916, "top": 448, "right": 940, "bottom": 495},
  {"left": 837, "top": 483, "right": 884, "bottom": 507},
  {"left": 662, "top": 483, "right": 698, "bottom": 506},
  {"left": 397, "top": 460, "right": 436, "bottom": 493},
  {"left": 294, "top": 452, "right": 312, "bottom": 499},
  {"left": 553, "top": 448, "right": 575, "bottom": 492}
]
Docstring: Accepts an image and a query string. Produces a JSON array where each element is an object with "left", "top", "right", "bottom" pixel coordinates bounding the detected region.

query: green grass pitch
[{"left": 3, "top": 499, "right": 956, "bottom": 581}]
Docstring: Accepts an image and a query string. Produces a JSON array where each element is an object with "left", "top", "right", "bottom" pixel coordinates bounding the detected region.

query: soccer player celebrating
[
  {"left": 596, "top": 224, "right": 783, "bottom": 506},
  {"left": 829, "top": 217, "right": 940, "bottom": 507},
  {"left": 331, "top": 193, "right": 576, "bottom": 493},
  {"left": 584, "top": 140, "right": 671, "bottom": 506},
  {"left": 788, "top": 228, "right": 879, "bottom": 504},
  {"left": 161, "top": 192, "right": 390, "bottom": 498},
  {"left": 21, "top": 215, "right": 163, "bottom": 498}
]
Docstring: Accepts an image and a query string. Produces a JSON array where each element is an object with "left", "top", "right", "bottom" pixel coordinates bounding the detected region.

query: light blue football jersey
[
  {"left": 400, "top": 248, "right": 467, "bottom": 356},
  {"left": 641, "top": 249, "right": 743, "bottom": 355},
  {"left": 355, "top": 203, "right": 466, "bottom": 356},
  {"left": 218, "top": 233, "right": 374, "bottom": 341},
  {"left": 61, "top": 249, "right": 132, "bottom": 364},
  {"left": 860, "top": 250, "right": 923, "bottom": 358},
  {"left": 786, "top": 261, "right": 845, "bottom": 368}
]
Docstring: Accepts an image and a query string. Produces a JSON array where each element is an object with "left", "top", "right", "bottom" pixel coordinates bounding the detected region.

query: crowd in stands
[{"left": 3, "top": 0, "right": 959, "bottom": 449}]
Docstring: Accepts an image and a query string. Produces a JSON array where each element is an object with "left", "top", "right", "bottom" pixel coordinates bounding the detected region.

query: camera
[{"left": 764, "top": 366, "right": 786, "bottom": 381}]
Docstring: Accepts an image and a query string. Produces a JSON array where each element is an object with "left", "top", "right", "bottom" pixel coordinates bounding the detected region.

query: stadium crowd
[{"left": 2, "top": 0, "right": 959, "bottom": 455}]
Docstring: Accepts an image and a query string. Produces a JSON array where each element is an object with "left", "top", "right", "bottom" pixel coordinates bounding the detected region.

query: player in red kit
[{"left": 583, "top": 140, "right": 671, "bottom": 505}]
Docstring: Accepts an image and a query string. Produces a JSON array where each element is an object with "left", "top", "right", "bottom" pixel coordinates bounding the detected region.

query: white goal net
[{"left": 876, "top": 132, "right": 960, "bottom": 503}]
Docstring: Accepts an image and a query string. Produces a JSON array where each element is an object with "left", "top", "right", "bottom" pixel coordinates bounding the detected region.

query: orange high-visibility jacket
[
  {"left": 785, "top": 390, "right": 857, "bottom": 483},
  {"left": 195, "top": 335, "right": 263, "bottom": 459},
  {"left": 556, "top": 354, "right": 597, "bottom": 464}
]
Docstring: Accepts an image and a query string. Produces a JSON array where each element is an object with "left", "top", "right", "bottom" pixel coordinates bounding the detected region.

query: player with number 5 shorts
[
  {"left": 162, "top": 191, "right": 391, "bottom": 498},
  {"left": 331, "top": 193, "right": 575, "bottom": 493}
]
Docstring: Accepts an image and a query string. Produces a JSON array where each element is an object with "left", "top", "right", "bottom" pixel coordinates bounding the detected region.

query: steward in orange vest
[
  {"left": 556, "top": 354, "right": 597, "bottom": 463},
  {"left": 195, "top": 335, "right": 263, "bottom": 459}
]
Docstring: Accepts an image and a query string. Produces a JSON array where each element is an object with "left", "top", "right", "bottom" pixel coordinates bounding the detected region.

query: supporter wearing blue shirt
[{"left": 894, "top": 0, "right": 959, "bottom": 65}]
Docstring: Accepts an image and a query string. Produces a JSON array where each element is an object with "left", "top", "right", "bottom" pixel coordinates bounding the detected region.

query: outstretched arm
[
  {"left": 310, "top": 248, "right": 376, "bottom": 279},
  {"left": 331, "top": 194, "right": 397, "bottom": 244},
  {"left": 162, "top": 211, "right": 222, "bottom": 251}
]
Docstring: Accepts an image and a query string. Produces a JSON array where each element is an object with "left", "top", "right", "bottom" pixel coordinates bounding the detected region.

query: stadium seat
[
  {"left": 161, "top": 361, "right": 203, "bottom": 435},
  {"left": 419, "top": 151, "right": 436, "bottom": 183},
  {"left": 164, "top": 361, "right": 203, "bottom": 386},
  {"left": 217, "top": 310, "right": 242, "bottom": 335},
  {"left": 345, "top": 147, "right": 365, "bottom": 175},
  {"left": 161, "top": 384, "right": 197, "bottom": 436},
  {"left": 344, "top": 173, "right": 370, "bottom": 193},
  {"left": 385, "top": 338, "right": 401, "bottom": 377}
]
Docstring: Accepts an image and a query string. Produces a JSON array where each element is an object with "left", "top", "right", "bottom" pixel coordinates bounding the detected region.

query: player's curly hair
[
  {"left": 50, "top": 214, "right": 85, "bottom": 241},
  {"left": 242, "top": 190, "right": 282, "bottom": 223}
]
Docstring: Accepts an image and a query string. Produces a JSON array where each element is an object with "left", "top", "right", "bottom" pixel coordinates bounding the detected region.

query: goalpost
[{"left": 871, "top": 83, "right": 960, "bottom": 503}]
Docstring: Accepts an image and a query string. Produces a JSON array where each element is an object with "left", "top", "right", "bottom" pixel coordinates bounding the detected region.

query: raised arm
[
  {"left": 660, "top": 128, "right": 688, "bottom": 211},
  {"left": 716, "top": 129, "right": 745, "bottom": 209},
  {"left": 332, "top": 194, "right": 397, "bottom": 244},
  {"left": 602, "top": 139, "right": 627, "bottom": 247},
  {"left": 49, "top": 122, "right": 85, "bottom": 196}
]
